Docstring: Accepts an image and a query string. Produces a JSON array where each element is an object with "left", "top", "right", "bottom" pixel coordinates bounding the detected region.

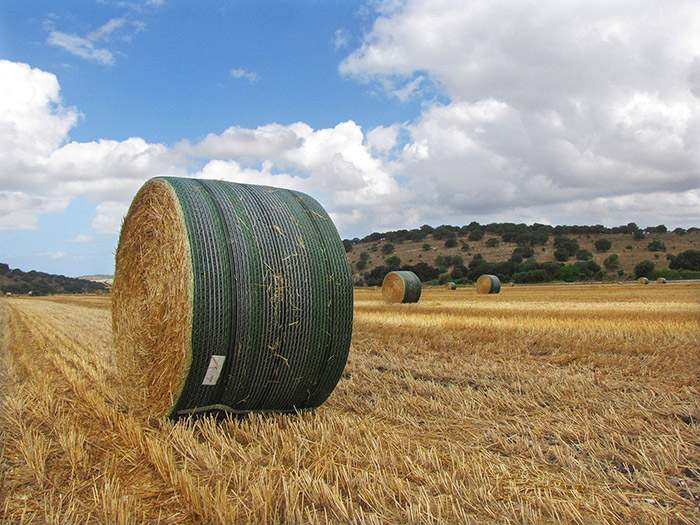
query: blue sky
[{"left": 1, "top": 0, "right": 699, "bottom": 276}]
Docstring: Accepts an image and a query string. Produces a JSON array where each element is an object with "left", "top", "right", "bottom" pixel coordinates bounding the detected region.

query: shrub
[
  {"left": 422, "top": 243, "right": 431, "bottom": 251},
  {"left": 444, "top": 238, "right": 458, "bottom": 248},
  {"left": 385, "top": 255, "right": 401, "bottom": 270},
  {"left": 553, "top": 236, "right": 580, "bottom": 258},
  {"left": 669, "top": 250, "right": 700, "bottom": 271},
  {"left": 485, "top": 238, "right": 500, "bottom": 247},
  {"left": 554, "top": 249, "right": 570, "bottom": 262},
  {"left": 381, "top": 243, "right": 395, "bottom": 255},
  {"left": 576, "top": 249, "right": 593, "bottom": 261},
  {"left": 594, "top": 238, "right": 612, "bottom": 252},
  {"left": 450, "top": 266, "right": 465, "bottom": 279},
  {"left": 468, "top": 230, "right": 484, "bottom": 241},
  {"left": 603, "top": 254, "right": 620, "bottom": 271},
  {"left": 647, "top": 239, "right": 666, "bottom": 252},
  {"left": 634, "top": 260, "right": 655, "bottom": 279}
]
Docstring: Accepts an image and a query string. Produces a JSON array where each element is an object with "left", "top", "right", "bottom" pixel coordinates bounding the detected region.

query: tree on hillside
[
  {"left": 647, "top": 239, "right": 666, "bottom": 252},
  {"left": 594, "top": 238, "right": 612, "bottom": 252},
  {"left": 644, "top": 224, "right": 667, "bottom": 233},
  {"left": 468, "top": 230, "right": 484, "bottom": 241},
  {"left": 343, "top": 239, "right": 353, "bottom": 252},
  {"left": 385, "top": 255, "right": 401, "bottom": 270},
  {"left": 444, "top": 238, "right": 458, "bottom": 248},
  {"left": 553, "top": 236, "right": 580, "bottom": 261},
  {"left": 634, "top": 260, "right": 655, "bottom": 279},
  {"left": 603, "top": 254, "right": 620, "bottom": 271},
  {"left": 381, "top": 243, "right": 395, "bottom": 255},
  {"left": 669, "top": 250, "right": 700, "bottom": 271},
  {"left": 510, "top": 246, "right": 534, "bottom": 263},
  {"left": 576, "top": 249, "right": 593, "bottom": 261}
]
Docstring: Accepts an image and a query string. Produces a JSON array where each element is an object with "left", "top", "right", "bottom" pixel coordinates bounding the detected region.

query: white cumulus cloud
[{"left": 340, "top": 0, "right": 700, "bottom": 227}]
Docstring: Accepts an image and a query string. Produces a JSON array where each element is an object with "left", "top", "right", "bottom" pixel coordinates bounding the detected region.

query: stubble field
[{"left": 1, "top": 282, "right": 699, "bottom": 523}]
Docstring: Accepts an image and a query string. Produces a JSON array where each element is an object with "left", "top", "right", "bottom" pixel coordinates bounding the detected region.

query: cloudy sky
[{"left": 1, "top": 0, "right": 699, "bottom": 276}]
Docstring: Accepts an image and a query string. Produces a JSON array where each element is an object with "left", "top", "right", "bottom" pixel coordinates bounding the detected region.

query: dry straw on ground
[
  {"left": 0, "top": 282, "right": 699, "bottom": 522},
  {"left": 382, "top": 270, "right": 421, "bottom": 303},
  {"left": 476, "top": 274, "right": 501, "bottom": 294}
]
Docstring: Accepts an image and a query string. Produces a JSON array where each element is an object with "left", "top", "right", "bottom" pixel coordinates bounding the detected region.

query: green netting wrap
[
  {"left": 382, "top": 271, "right": 422, "bottom": 303},
  {"left": 112, "top": 177, "right": 353, "bottom": 419}
]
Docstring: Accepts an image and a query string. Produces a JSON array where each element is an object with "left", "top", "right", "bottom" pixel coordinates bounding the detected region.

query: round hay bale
[
  {"left": 445, "top": 281, "right": 457, "bottom": 290},
  {"left": 112, "top": 177, "right": 353, "bottom": 419},
  {"left": 476, "top": 274, "right": 501, "bottom": 294},
  {"left": 657, "top": 277, "right": 667, "bottom": 284},
  {"left": 638, "top": 277, "right": 649, "bottom": 285},
  {"left": 382, "top": 271, "right": 421, "bottom": 303}
]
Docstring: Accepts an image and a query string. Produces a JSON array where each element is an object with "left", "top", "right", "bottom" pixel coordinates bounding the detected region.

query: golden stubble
[{"left": 0, "top": 281, "right": 698, "bottom": 523}]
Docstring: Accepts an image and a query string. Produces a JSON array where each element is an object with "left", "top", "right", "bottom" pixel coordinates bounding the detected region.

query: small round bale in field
[
  {"left": 638, "top": 277, "right": 650, "bottom": 285},
  {"left": 657, "top": 277, "right": 667, "bottom": 284},
  {"left": 112, "top": 177, "right": 353, "bottom": 419},
  {"left": 445, "top": 281, "right": 457, "bottom": 290},
  {"left": 382, "top": 271, "right": 421, "bottom": 303},
  {"left": 476, "top": 274, "right": 501, "bottom": 294}
]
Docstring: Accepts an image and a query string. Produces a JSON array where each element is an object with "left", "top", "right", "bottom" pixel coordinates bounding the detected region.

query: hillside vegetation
[
  {"left": 0, "top": 263, "right": 108, "bottom": 296},
  {"left": 343, "top": 222, "right": 700, "bottom": 286}
]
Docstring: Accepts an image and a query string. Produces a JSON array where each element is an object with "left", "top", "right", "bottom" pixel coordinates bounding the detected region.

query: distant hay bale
[
  {"left": 657, "top": 277, "right": 667, "bottom": 284},
  {"left": 445, "top": 282, "right": 457, "bottom": 290},
  {"left": 95, "top": 289, "right": 104, "bottom": 296},
  {"left": 638, "top": 277, "right": 649, "bottom": 285},
  {"left": 382, "top": 271, "right": 421, "bottom": 303},
  {"left": 112, "top": 177, "right": 353, "bottom": 419},
  {"left": 476, "top": 274, "right": 501, "bottom": 294}
]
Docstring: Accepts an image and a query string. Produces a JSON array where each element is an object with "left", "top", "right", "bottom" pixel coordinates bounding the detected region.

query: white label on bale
[{"left": 203, "top": 355, "right": 226, "bottom": 385}]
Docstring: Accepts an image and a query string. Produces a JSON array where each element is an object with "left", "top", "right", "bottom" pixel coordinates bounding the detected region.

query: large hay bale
[
  {"left": 382, "top": 271, "right": 421, "bottom": 303},
  {"left": 445, "top": 282, "right": 457, "bottom": 290},
  {"left": 476, "top": 274, "right": 501, "bottom": 294},
  {"left": 657, "top": 277, "right": 667, "bottom": 284},
  {"left": 112, "top": 177, "right": 353, "bottom": 419},
  {"left": 638, "top": 277, "right": 650, "bottom": 285}
]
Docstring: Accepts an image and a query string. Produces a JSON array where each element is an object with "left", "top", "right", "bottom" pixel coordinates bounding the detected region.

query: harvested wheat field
[{"left": 1, "top": 282, "right": 699, "bottom": 523}]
